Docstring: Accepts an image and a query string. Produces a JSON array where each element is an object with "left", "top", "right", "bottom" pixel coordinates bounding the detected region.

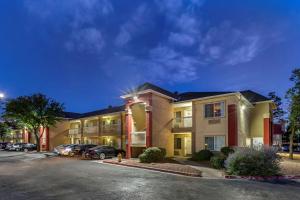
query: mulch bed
[{"left": 102, "top": 159, "right": 202, "bottom": 177}]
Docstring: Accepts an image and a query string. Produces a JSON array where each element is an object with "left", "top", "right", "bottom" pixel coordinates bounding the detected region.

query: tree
[
  {"left": 268, "top": 92, "right": 285, "bottom": 123},
  {"left": 286, "top": 68, "right": 300, "bottom": 159},
  {"left": 3, "top": 94, "right": 64, "bottom": 151},
  {"left": 0, "top": 121, "right": 11, "bottom": 142}
]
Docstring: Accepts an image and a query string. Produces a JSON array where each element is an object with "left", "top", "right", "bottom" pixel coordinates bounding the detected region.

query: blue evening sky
[{"left": 0, "top": 0, "right": 299, "bottom": 112}]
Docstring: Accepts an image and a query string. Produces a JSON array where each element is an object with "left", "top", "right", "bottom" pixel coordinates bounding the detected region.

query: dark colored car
[
  {"left": 72, "top": 144, "right": 97, "bottom": 157},
  {"left": 0, "top": 142, "right": 10, "bottom": 150},
  {"left": 21, "top": 143, "right": 37, "bottom": 152},
  {"left": 84, "top": 145, "right": 125, "bottom": 160}
]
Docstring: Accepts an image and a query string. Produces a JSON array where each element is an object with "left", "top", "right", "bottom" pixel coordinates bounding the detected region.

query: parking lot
[{"left": 0, "top": 151, "right": 300, "bottom": 200}]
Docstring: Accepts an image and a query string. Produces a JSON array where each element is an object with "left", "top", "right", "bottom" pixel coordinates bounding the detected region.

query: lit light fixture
[
  {"left": 133, "top": 95, "right": 138, "bottom": 101},
  {"left": 0, "top": 92, "right": 4, "bottom": 99},
  {"left": 241, "top": 105, "right": 246, "bottom": 110}
]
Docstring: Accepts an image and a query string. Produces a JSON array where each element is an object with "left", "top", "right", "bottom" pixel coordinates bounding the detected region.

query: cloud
[
  {"left": 65, "top": 28, "right": 105, "bottom": 53},
  {"left": 168, "top": 32, "right": 196, "bottom": 46},
  {"left": 114, "top": 4, "right": 151, "bottom": 47},
  {"left": 132, "top": 46, "right": 199, "bottom": 83},
  {"left": 25, "top": 0, "right": 114, "bottom": 27},
  {"left": 199, "top": 21, "right": 264, "bottom": 65}
]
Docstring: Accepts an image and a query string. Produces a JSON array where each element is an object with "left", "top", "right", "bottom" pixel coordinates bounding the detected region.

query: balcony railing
[
  {"left": 69, "top": 128, "right": 81, "bottom": 135},
  {"left": 83, "top": 126, "right": 99, "bottom": 134},
  {"left": 173, "top": 116, "right": 192, "bottom": 128},
  {"left": 131, "top": 131, "right": 146, "bottom": 146},
  {"left": 102, "top": 124, "right": 121, "bottom": 134}
]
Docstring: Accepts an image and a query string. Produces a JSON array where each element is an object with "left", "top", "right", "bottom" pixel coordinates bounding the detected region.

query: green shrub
[
  {"left": 139, "top": 147, "right": 166, "bottom": 163},
  {"left": 220, "top": 146, "right": 235, "bottom": 157},
  {"left": 191, "top": 149, "right": 213, "bottom": 161},
  {"left": 210, "top": 155, "right": 226, "bottom": 169},
  {"left": 225, "top": 147, "right": 281, "bottom": 176}
]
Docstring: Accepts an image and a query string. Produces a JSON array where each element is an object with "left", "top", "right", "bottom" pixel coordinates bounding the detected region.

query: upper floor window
[{"left": 204, "top": 102, "right": 225, "bottom": 118}]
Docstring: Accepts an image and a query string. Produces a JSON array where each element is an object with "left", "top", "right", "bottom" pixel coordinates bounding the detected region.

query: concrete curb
[
  {"left": 225, "top": 175, "right": 300, "bottom": 180},
  {"left": 103, "top": 160, "right": 202, "bottom": 177}
]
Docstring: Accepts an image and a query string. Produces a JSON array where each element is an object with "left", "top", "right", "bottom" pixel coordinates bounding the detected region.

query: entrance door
[{"left": 184, "top": 136, "right": 192, "bottom": 155}]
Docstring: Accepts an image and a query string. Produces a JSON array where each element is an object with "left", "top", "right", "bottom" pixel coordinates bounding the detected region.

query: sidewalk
[{"left": 173, "top": 157, "right": 224, "bottom": 178}]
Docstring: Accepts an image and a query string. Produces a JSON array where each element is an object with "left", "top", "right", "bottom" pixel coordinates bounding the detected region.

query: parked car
[
  {"left": 21, "top": 143, "right": 37, "bottom": 152},
  {"left": 72, "top": 144, "right": 97, "bottom": 157},
  {"left": 61, "top": 144, "right": 79, "bottom": 156},
  {"left": 7, "top": 143, "right": 27, "bottom": 151},
  {"left": 0, "top": 142, "right": 10, "bottom": 150},
  {"left": 83, "top": 145, "right": 125, "bottom": 160},
  {"left": 53, "top": 144, "right": 70, "bottom": 155},
  {"left": 5, "top": 143, "right": 13, "bottom": 151}
]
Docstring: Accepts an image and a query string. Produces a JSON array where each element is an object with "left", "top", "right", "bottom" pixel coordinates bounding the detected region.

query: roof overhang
[{"left": 120, "top": 89, "right": 176, "bottom": 100}]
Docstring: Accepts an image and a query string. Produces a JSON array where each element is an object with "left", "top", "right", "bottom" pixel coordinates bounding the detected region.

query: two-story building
[{"left": 21, "top": 82, "right": 274, "bottom": 157}]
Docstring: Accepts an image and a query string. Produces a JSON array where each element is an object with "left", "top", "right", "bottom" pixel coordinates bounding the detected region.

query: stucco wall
[
  {"left": 237, "top": 102, "right": 251, "bottom": 147},
  {"left": 249, "top": 102, "right": 271, "bottom": 138},
  {"left": 49, "top": 120, "right": 70, "bottom": 150},
  {"left": 151, "top": 94, "right": 173, "bottom": 156},
  {"left": 193, "top": 95, "right": 239, "bottom": 151}
]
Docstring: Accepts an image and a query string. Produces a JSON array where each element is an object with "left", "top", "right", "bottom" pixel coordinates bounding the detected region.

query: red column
[
  {"left": 264, "top": 118, "right": 271, "bottom": 146},
  {"left": 126, "top": 113, "right": 132, "bottom": 159},
  {"left": 228, "top": 104, "right": 238, "bottom": 146},
  {"left": 146, "top": 111, "right": 152, "bottom": 147},
  {"left": 45, "top": 127, "right": 50, "bottom": 151}
]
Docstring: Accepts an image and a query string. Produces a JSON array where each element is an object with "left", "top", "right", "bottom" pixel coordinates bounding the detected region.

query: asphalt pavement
[{"left": 0, "top": 151, "right": 299, "bottom": 200}]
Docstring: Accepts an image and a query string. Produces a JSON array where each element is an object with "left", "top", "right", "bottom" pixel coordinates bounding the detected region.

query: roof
[
  {"left": 62, "top": 112, "right": 82, "bottom": 119},
  {"left": 176, "top": 92, "right": 234, "bottom": 102},
  {"left": 239, "top": 90, "right": 270, "bottom": 103},
  {"left": 126, "top": 82, "right": 178, "bottom": 99},
  {"left": 75, "top": 105, "right": 125, "bottom": 119}
]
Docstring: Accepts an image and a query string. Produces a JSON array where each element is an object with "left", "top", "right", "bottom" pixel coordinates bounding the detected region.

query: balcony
[
  {"left": 102, "top": 124, "right": 121, "bottom": 135},
  {"left": 69, "top": 128, "right": 81, "bottom": 135},
  {"left": 172, "top": 116, "right": 192, "bottom": 133},
  {"left": 131, "top": 131, "right": 146, "bottom": 147},
  {"left": 83, "top": 126, "right": 99, "bottom": 134}
]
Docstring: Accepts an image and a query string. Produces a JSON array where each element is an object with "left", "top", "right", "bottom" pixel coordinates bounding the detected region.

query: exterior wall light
[
  {"left": 133, "top": 95, "right": 138, "bottom": 101},
  {"left": 241, "top": 105, "right": 246, "bottom": 110},
  {"left": 0, "top": 92, "right": 4, "bottom": 99}
]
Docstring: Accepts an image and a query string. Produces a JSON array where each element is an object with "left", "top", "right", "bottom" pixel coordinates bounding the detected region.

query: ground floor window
[{"left": 204, "top": 136, "right": 225, "bottom": 151}]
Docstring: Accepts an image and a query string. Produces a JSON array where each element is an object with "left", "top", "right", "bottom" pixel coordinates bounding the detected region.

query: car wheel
[{"left": 99, "top": 153, "right": 106, "bottom": 160}]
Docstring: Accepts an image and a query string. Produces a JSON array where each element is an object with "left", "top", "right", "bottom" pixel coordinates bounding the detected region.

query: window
[
  {"left": 174, "top": 138, "right": 182, "bottom": 149},
  {"left": 205, "top": 102, "right": 225, "bottom": 118},
  {"left": 204, "top": 136, "right": 225, "bottom": 151},
  {"left": 175, "top": 111, "right": 182, "bottom": 122}
]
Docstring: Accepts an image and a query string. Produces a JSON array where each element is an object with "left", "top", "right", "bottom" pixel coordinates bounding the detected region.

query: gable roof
[
  {"left": 125, "top": 82, "right": 178, "bottom": 99},
  {"left": 76, "top": 105, "right": 125, "bottom": 119},
  {"left": 239, "top": 90, "right": 270, "bottom": 103}
]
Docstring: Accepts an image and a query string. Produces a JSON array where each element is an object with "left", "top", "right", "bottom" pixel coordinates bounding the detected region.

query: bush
[
  {"left": 220, "top": 146, "right": 235, "bottom": 157},
  {"left": 191, "top": 149, "right": 213, "bottom": 161},
  {"left": 139, "top": 147, "right": 166, "bottom": 163},
  {"left": 210, "top": 155, "right": 226, "bottom": 169},
  {"left": 225, "top": 147, "right": 281, "bottom": 176}
]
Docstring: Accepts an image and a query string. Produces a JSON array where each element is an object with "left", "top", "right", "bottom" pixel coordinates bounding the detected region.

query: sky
[{"left": 0, "top": 0, "right": 299, "bottom": 113}]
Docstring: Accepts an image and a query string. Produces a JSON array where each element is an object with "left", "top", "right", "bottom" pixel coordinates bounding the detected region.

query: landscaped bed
[{"left": 102, "top": 158, "right": 202, "bottom": 177}]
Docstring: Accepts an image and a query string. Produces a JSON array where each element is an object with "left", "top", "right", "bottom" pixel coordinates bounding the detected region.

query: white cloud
[
  {"left": 115, "top": 4, "right": 150, "bottom": 47},
  {"left": 168, "top": 32, "right": 196, "bottom": 46},
  {"left": 199, "top": 21, "right": 263, "bottom": 65},
  {"left": 134, "top": 46, "right": 199, "bottom": 83},
  {"left": 65, "top": 28, "right": 105, "bottom": 53}
]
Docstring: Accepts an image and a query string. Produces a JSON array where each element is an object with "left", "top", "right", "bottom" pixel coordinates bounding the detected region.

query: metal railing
[
  {"left": 83, "top": 126, "right": 99, "bottom": 134},
  {"left": 102, "top": 124, "right": 121, "bottom": 133},
  {"left": 69, "top": 128, "right": 81, "bottom": 135},
  {"left": 131, "top": 131, "right": 146, "bottom": 146},
  {"left": 173, "top": 116, "right": 192, "bottom": 128}
]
